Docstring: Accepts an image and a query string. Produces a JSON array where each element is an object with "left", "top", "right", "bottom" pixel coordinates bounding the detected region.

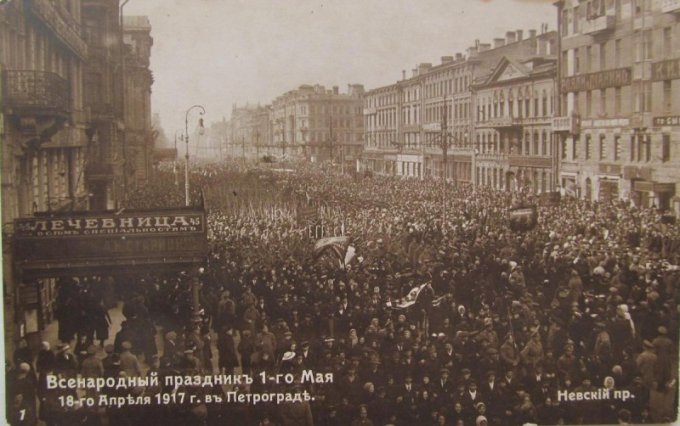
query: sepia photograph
[{"left": 1, "top": 0, "right": 679, "bottom": 424}]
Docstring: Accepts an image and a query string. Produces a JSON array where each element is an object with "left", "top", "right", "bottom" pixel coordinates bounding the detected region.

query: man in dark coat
[{"left": 218, "top": 327, "right": 239, "bottom": 374}]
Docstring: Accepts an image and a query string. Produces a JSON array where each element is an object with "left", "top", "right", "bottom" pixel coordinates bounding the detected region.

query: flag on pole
[{"left": 386, "top": 283, "right": 430, "bottom": 309}]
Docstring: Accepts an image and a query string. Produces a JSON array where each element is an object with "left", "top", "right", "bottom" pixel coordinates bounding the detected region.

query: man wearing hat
[
  {"left": 458, "top": 367, "right": 473, "bottom": 386},
  {"left": 53, "top": 344, "right": 78, "bottom": 377},
  {"left": 238, "top": 328, "right": 254, "bottom": 375},
  {"left": 360, "top": 358, "right": 382, "bottom": 387},
  {"left": 434, "top": 368, "right": 453, "bottom": 402},
  {"left": 480, "top": 370, "right": 497, "bottom": 399},
  {"left": 462, "top": 380, "right": 485, "bottom": 416},
  {"left": 101, "top": 344, "right": 118, "bottom": 376},
  {"left": 163, "top": 331, "right": 178, "bottom": 361},
  {"left": 218, "top": 326, "right": 238, "bottom": 375},
  {"left": 7, "top": 362, "right": 37, "bottom": 414},
  {"left": 120, "top": 341, "right": 142, "bottom": 377},
  {"left": 479, "top": 347, "right": 500, "bottom": 377},
  {"left": 350, "top": 404, "right": 374, "bottom": 426},
  {"left": 652, "top": 326, "right": 673, "bottom": 385},
  {"left": 298, "top": 340, "right": 316, "bottom": 368},
  {"left": 81, "top": 345, "right": 104, "bottom": 378},
  {"left": 636, "top": 340, "right": 657, "bottom": 389},
  {"left": 338, "top": 368, "right": 362, "bottom": 405},
  {"left": 398, "top": 375, "right": 417, "bottom": 406}
]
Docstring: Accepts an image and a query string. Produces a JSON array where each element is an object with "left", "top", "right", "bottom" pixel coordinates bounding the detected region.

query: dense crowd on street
[{"left": 5, "top": 161, "right": 679, "bottom": 426}]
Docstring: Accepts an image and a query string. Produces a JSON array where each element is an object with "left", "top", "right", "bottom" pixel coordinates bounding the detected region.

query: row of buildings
[
  {"left": 363, "top": 0, "right": 680, "bottom": 213},
  {"left": 221, "top": 0, "right": 680, "bottom": 213},
  {"left": 1, "top": 0, "right": 154, "bottom": 349},
  {"left": 203, "top": 83, "right": 366, "bottom": 173}
]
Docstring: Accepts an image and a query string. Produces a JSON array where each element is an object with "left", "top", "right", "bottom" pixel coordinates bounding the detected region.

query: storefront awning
[{"left": 633, "top": 181, "right": 676, "bottom": 193}]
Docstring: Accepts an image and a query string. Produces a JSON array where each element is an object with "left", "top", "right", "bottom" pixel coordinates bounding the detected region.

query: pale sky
[{"left": 124, "top": 0, "right": 556, "bottom": 134}]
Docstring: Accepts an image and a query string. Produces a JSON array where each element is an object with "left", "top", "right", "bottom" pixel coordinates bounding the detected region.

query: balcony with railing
[
  {"left": 508, "top": 155, "right": 552, "bottom": 168},
  {"left": 29, "top": 0, "right": 88, "bottom": 58},
  {"left": 582, "top": 14, "right": 615, "bottom": 35},
  {"left": 2, "top": 70, "right": 70, "bottom": 117},
  {"left": 85, "top": 162, "right": 115, "bottom": 181},
  {"left": 661, "top": 0, "right": 680, "bottom": 13},
  {"left": 480, "top": 116, "right": 522, "bottom": 129}
]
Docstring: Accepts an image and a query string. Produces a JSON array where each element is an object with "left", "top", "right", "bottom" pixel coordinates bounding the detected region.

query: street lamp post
[
  {"left": 174, "top": 130, "right": 180, "bottom": 186},
  {"left": 428, "top": 97, "right": 468, "bottom": 226},
  {"left": 184, "top": 105, "right": 206, "bottom": 206}
]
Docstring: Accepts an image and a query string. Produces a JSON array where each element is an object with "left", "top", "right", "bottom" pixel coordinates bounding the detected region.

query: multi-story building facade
[
  {"left": 554, "top": 0, "right": 680, "bottom": 212},
  {"left": 1, "top": 0, "right": 89, "bottom": 352},
  {"left": 473, "top": 55, "right": 558, "bottom": 192},
  {"left": 421, "top": 55, "right": 474, "bottom": 182},
  {"left": 363, "top": 28, "right": 557, "bottom": 186},
  {"left": 82, "top": 0, "right": 125, "bottom": 210},
  {"left": 230, "top": 104, "right": 271, "bottom": 161},
  {"left": 364, "top": 83, "right": 400, "bottom": 174},
  {"left": 123, "top": 15, "right": 154, "bottom": 184},
  {"left": 271, "top": 84, "right": 364, "bottom": 169}
]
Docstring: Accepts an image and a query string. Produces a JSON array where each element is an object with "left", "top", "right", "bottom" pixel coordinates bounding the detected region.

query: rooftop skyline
[{"left": 124, "top": 0, "right": 557, "bottom": 130}]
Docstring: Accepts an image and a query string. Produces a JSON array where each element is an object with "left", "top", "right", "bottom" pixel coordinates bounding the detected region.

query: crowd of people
[{"left": 5, "top": 161, "right": 679, "bottom": 425}]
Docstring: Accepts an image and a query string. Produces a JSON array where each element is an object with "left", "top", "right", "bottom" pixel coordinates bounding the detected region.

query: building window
[
  {"left": 600, "top": 89, "right": 607, "bottom": 115},
  {"left": 639, "top": 134, "right": 650, "bottom": 162},
  {"left": 562, "top": 137, "right": 568, "bottom": 159},
  {"left": 633, "top": 0, "right": 641, "bottom": 15},
  {"left": 614, "top": 135, "right": 621, "bottom": 161},
  {"left": 663, "top": 81, "right": 672, "bottom": 112},
  {"left": 643, "top": 29, "right": 653, "bottom": 61},
  {"left": 542, "top": 95, "right": 547, "bottom": 117},
  {"left": 533, "top": 132, "right": 539, "bottom": 156},
  {"left": 615, "top": 39, "right": 621, "bottom": 68},
  {"left": 633, "top": 83, "right": 641, "bottom": 113},
  {"left": 643, "top": 81, "right": 651, "bottom": 112},
  {"left": 664, "top": 27, "right": 672, "bottom": 57},
  {"left": 534, "top": 98, "right": 539, "bottom": 117},
  {"left": 600, "top": 42, "right": 606, "bottom": 71},
  {"left": 585, "top": 134, "right": 592, "bottom": 160},
  {"left": 630, "top": 135, "right": 637, "bottom": 161},
  {"left": 542, "top": 132, "right": 548, "bottom": 156},
  {"left": 599, "top": 134, "right": 606, "bottom": 160},
  {"left": 586, "top": 91, "right": 592, "bottom": 117},
  {"left": 662, "top": 134, "right": 671, "bottom": 162},
  {"left": 574, "top": 92, "right": 580, "bottom": 114},
  {"left": 615, "top": 87, "right": 622, "bottom": 115},
  {"left": 573, "top": 136, "right": 580, "bottom": 159},
  {"left": 574, "top": 48, "right": 580, "bottom": 74},
  {"left": 586, "top": 46, "right": 592, "bottom": 73}
]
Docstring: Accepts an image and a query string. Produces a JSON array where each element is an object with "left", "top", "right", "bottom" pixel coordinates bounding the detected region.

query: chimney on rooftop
[
  {"left": 529, "top": 29, "right": 537, "bottom": 38},
  {"left": 333, "top": 86, "right": 339, "bottom": 95},
  {"left": 494, "top": 38, "right": 506, "bottom": 49},
  {"left": 516, "top": 30, "right": 524, "bottom": 41},
  {"left": 506, "top": 31, "right": 516, "bottom": 44},
  {"left": 456, "top": 53, "right": 463, "bottom": 60},
  {"left": 441, "top": 56, "right": 454, "bottom": 64},
  {"left": 479, "top": 43, "right": 491, "bottom": 52},
  {"left": 402, "top": 70, "right": 406, "bottom": 80},
  {"left": 418, "top": 63, "right": 432, "bottom": 75}
]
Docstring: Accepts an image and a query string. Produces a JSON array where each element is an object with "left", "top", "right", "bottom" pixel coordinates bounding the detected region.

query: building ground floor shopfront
[
  {"left": 557, "top": 117, "right": 680, "bottom": 215},
  {"left": 560, "top": 166, "right": 678, "bottom": 215},
  {"left": 363, "top": 152, "right": 424, "bottom": 178}
]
